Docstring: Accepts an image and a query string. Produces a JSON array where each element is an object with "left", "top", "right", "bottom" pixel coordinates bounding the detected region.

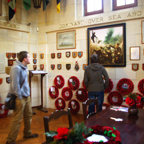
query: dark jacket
[{"left": 84, "top": 63, "right": 109, "bottom": 92}]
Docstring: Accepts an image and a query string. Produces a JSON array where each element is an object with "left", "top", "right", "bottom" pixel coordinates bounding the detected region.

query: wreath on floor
[
  {"left": 117, "top": 78, "right": 134, "bottom": 95},
  {"left": 49, "top": 86, "right": 59, "bottom": 99},
  {"left": 68, "top": 76, "right": 80, "bottom": 90},
  {"left": 55, "top": 98, "right": 66, "bottom": 110},
  {"left": 61, "top": 87, "right": 73, "bottom": 101},
  {"left": 138, "top": 79, "right": 144, "bottom": 95},
  {"left": 107, "top": 91, "right": 123, "bottom": 106},
  {"left": 76, "top": 88, "right": 88, "bottom": 102},
  {"left": 102, "top": 103, "right": 110, "bottom": 110},
  {"left": 0, "top": 104, "right": 9, "bottom": 118},
  {"left": 54, "top": 75, "right": 65, "bottom": 89},
  {"left": 82, "top": 80, "right": 87, "bottom": 90},
  {"left": 104, "top": 79, "right": 113, "bottom": 93},
  {"left": 68, "top": 99, "right": 80, "bottom": 114}
]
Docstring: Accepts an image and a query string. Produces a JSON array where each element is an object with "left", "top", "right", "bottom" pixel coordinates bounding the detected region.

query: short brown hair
[{"left": 18, "top": 51, "right": 28, "bottom": 62}]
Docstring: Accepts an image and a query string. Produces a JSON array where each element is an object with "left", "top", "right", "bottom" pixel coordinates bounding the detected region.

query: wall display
[
  {"left": 40, "top": 64, "right": 44, "bottom": 70},
  {"left": 8, "top": 59, "right": 16, "bottom": 66},
  {"left": 74, "top": 61, "right": 79, "bottom": 71},
  {"left": 66, "top": 64, "right": 71, "bottom": 70},
  {"left": 5, "top": 67, "right": 11, "bottom": 75},
  {"left": 55, "top": 98, "right": 66, "bottom": 110},
  {"left": 68, "top": 99, "right": 80, "bottom": 114},
  {"left": 57, "top": 64, "right": 62, "bottom": 70},
  {"left": 130, "top": 46, "right": 140, "bottom": 60},
  {"left": 72, "top": 52, "right": 77, "bottom": 58},
  {"left": 33, "top": 53, "right": 37, "bottom": 58},
  {"left": 141, "top": 20, "right": 144, "bottom": 44},
  {"left": 0, "top": 78, "right": 2, "bottom": 84},
  {"left": 33, "top": 59, "right": 37, "bottom": 64},
  {"left": 66, "top": 51, "right": 71, "bottom": 58},
  {"left": 0, "top": 0, "right": 2, "bottom": 16},
  {"left": 68, "top": 76, "right": 80, "bottom": 90},
  {"left": 51, "top": 64, "right": 55, "bottom": 70},
  {"left": 54, "top": 75, "right": 65, "bottom": 88},
  {"left": 76, "top": 88, "right": 88, "bottom": 102},
  {"left": 87, "top": 23, "right": 126, "bottom": 67},
  {"left": 6, "top": 77, "right": 10, "bottom": 84},
  {"left": 132, "top": 63, "right": 139, "bottom": 71},
  {"left": 51, "top": 53, "right": 55, "bottom": 59},
  {"left": 0, "top": 54, "right": 5, "bottom": 73},
  {"left": 78, "top": 51, "right": 83, "bottom": 58},
  {"left": 6, "top": 53, "right": 11, "bottom": 59},
  {"left": 33, "top": 65, "right": 37, "bottom": 70},
  {"left": 83, "top": 64, "right": 88, "bottom": 70},
  {"left": 12, "top": 53, "right": 16, "bottom": 59},
  {"left": 40, "top": 53, "right": 44, "bottom": 59},
  {"left": 57, "top": 30, "right": 76, "bottom": 50},
  {"left": 138, "top": 79, "right": 144, "bottom": 95},
  {"left": 142, "top": 64, "right": 144, "bottom": 70},
  {"left": 57, "top": 53, "right": 61, "bottom": 59},
  {"left": 61, "top": 87, "right": 73, "bottom": 101},
  {"left": 49, "top": 86, "right": 59, "bottom": 99}
]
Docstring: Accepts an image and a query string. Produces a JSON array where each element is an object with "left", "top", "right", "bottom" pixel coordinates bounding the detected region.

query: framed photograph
[
  {"left": 0, "top": 0, "right": 2, "bottom": 16},
  {"left": 141, "top": 20, "right": 144, "bottom": 44},
  {"left": 87, "top": 23, "right": 126, "bottom": 67},
  {"left": 57, "top": 30, "right": 76, "bottom": 50},
  {"left": 130, "top": 46, "right": 140, "bottom": 60}
]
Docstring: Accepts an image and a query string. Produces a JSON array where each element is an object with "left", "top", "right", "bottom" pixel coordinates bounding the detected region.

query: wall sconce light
[{"left": 33, "top": 0, "right": 42, "bottom": 8}]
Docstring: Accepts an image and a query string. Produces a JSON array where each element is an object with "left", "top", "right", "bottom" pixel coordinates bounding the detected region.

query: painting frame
[
  {"left": 130, "top": 46, "right": 140, "bottom": 60},
  {"left": 57, "top": 30, "right": 76, "bottom": 50},
  {"left": 141, "top": 20, "right": 144, "bottom": 44},
  {"left": 87, "top": 23, "right": 126, "bottom": 67}
]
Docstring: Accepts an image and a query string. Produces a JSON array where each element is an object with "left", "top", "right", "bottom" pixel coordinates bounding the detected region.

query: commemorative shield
[
  {"left": 51, "top": 64, "right": 55, "bottom": 70},
  {"left": 40, "top": 53, "right": 44, "bottom": 59},
  {"left": 66, "top": 52, "right": 70, "bottom": 58},
  {"left": 33, "top": 53, "right": 37, "bottom": 58},
  {"left": 57, "top": 64, "right": 62, "bottom": 70},
  {"left": 51, "top": 53, "right": 55, "bottom": 59},
  {"left": 78, "top": 52, "right": 83, "bottom": 58},
  {"left": 8, "top": 59, "right": 16, "bottom": 66},
  {"left": 33, "top": 59, "right": 37, "bottom": 64},
  {"left": 57, "top": 53, "right": 61, "bottom": 59},
  {"left": 6, "top": 53, "right": 11, "bottom": 59},
  {"left": 5, "top": 67, "right": 11, "bottom": 75},
  {"left": 40, "top": 64, "right": 44, "bottom": 70},
  {"left": 83, "top": 64, "right": 88, "bottom": 70},
  {"left": 6, "top": 77, "right": 10, "bottom": 84},
  {"left": 72, "top": 52, "right": 77, "bottom": 58},
  {"left": 12, "top": 53, "right": 16, "bottom": 59},
  {"left": 0, "top": 78, "right": 3, "bottom": 84},
  {"left": 142, "top": 64, "right": 144, "bottom": 70},
  {"left": 132, "top": 64, "right": 139, "bottom": 71},
  {"left": 33, "top": 65, "right": 37, "bottom": 70},
  {"left": 74, "top": 61, "right": 79, "bottom": 71},
  {"left": 66, "top": 64, "right": 71, "bottom": 70}
]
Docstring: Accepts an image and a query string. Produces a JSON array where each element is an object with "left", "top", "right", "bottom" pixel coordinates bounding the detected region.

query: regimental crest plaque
[
  {"left": 8, "top": 59, "right": 16, "bottom": 66},
  {"left": 142, "top": 64, "right": 144, "bottom": 70},
  {"left": 51, "top": 53, "right": 55, "bottom": 59},
  {"left": 74, "top": 61, "right": 79, "bottom": 71},
  {"left": 51, "top": 64, "right": 55, "bottom": 70},
  {"left": 57, "top": 64, "right": 62, "bottom": 70},
  {"left": 5, "top": 67, "right": 11, "bottom": 75},
  {"left": 78, "top": 51, "right": 83, "bottom": 58},
  {"left": 66, "top": 52, "right": 70, "bottom": 58},
  {"left": 40, "top": 64, "right": 44, "bottom": 70},
  {"left": 33, "top": 65, "right": 37, "bottom": 70},
  {"left": 6, "top": 53, "right": 11, "bottom": 59},
  {"left": 57, "top": 53, "right": 61, "bottom": 59},
  {"left": 33, "top": 53, "right": 37, "bottom": 58},
  {"left": 83, "top": 64, "right": 88, "bottom": 70},
  {"left": 132, "top": 64, "right": 139, "bottom": 71},
  {"left": 72, "top": 52, "right": 77, "bottom": 58},
  {"left": 40, "top": 53, "right": 44, "bottom": 59},
  {"left": 12, "top": 53, "right": 16, "bottom": 59},
  {"left": 66, "top": 64, "right": 71, "bottom": 70},
  {"left": 6, "top": 77, "right": 10, "bottom": 84},
  {"left": 33, "top": 59, "right": 37, "bottom": 64},
  {"left": 0, "top": 78, "right": 3, "bottom": 84}
]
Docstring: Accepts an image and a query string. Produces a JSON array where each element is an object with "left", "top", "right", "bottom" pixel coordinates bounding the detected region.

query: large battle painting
[{"left": 87, "top": 23, "right": 126, "bottom": 67}]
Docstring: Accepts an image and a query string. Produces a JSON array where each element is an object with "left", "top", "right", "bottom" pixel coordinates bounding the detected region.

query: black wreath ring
[
  {"left": 49, "top": 86, "right": 59, "bottom": 99},
  {"left": 117, "top": 78, "right": 134, "bottom": 95},
  {"left": 107, "top": 91, "right": 123, "bottom": 106},
  {"left": 68, "top": 76, "right": 80, "bottom": 90},
  {"left": 138, "top": 79, "right": 144, "bottom": 95},
  {"left": 76, "top": 88, "right": 88, "bottom": 102},
  {"left": 68, "top": 99, "right": 80, "bottom": 114},
  {"left": 55, "top": 98, "right": 66, "bottom": 110},
  {"left": 0, "top": 104, "right": 9, "bottom": 118},
  {"left": 61, "top": 87, "right": 73, "bottom": 101},
  {"left": 54, "top": 75, "right": 65, "bottom": 89},
  {"left": 104, "top": 79, "right": 113, "bottom": 93},
  {"left": 133, "top": 92, "right": 144, "bottom": 109}
]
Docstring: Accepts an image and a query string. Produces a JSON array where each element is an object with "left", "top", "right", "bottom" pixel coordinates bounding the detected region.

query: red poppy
[
  {"left": 54, "top": 127, "right": 68, "bottom": 140},
  {"left": 136, "top": 96, "right": 141, "bottom": 103},
  {"left": 125, "top": 97, "right": 135, "bottom": 106}
]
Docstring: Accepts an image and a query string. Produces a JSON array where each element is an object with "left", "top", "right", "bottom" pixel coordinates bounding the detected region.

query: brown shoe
[
  {"left": 6, "top": 141, "right": 16, "bottom": 144},
  {"left": 23, "top": 133, "right": 39, "bottom": 139}
]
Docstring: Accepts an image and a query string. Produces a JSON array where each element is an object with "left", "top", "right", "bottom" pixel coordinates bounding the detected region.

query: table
[{"left": 84, "top": 106, "right": 144, "bottom": 144}]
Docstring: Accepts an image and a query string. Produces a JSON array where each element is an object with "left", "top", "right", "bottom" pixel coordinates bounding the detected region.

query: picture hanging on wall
[
  {"left": 87, "top": 23, "right": 126, "bottom": 67},
  {"left": 130, "top": 46, "right": 140, "bottom": 60},
  {"left": 141, "top": 20, "right": 144, "bottom": 44},
  {"left": 57, "top": 30, "right": 76, "bottom": 50}
]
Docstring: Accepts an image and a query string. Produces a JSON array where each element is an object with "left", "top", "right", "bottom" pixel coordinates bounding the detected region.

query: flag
[
  {"left": 43, "top": 0, "right": 49, "bottom": 11},
  {"left": 23, "top": 0, "right": 31, "bottom": 11},
  {"left": 57, "top": 0, "right": 60, "bottom": 13},
  {"left": 8, "top": 0, "right": 16, "bottom": 20}
]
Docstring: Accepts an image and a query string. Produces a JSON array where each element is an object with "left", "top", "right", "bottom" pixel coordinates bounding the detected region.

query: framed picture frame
[
  {"left": 87, "top": 23, "right": 126, "bottom": 67},
  {"left": 57, "top": 30, "right": 76, "bottom": 50},
  {"left": 141, "top": 20, "right": 144, "bottom": 44},
  {"left": 0, "top": 0, "right": 2, "bottom": 16},
  {"left": 130, "top": 46, "right": 140, "bottom": 60}
]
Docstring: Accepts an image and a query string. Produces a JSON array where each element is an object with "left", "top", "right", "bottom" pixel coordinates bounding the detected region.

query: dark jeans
[{"left": 88, "top": 91, "right": 104, "bottom": 114}]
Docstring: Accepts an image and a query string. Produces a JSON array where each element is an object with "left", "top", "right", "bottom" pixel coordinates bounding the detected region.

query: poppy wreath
[
  {"left": 107, "top": 91, "right": 123, "bottom": 106},
  {"left": 102, "top": 103, "right": 110, "bottom": 110},
  {"left": 0, "top": 104, "right": 9, "bottom": 118},
  {"left": 104, "top": 79, "right": 113, "bottom": 93},
  {"left": 49, "top": 86, "right": 59, "bottom": 99},
  {"left": 55, "top": 98, "right": 66, "bottom": 110},
  {"left": 68, "top": 76, "right": 80, "bottom": 90},
  {"left": 82, "top": 80, "right": 87, "bottom": 90},
  {"left": 61, "top": 87, "right": 73, "bottom": 101},
  {"left": 133, "top": 92, "right": 144, "bottom": 109},
  {"left": 68, "top": 99, "right": 80, "bottom": 114},
  {"left": 76, "top": 88, "right": 88, "bottom": 102},
  {"left": 54, "top": 75, "right": 65, "bottom": 89},
  {"left": 117, "top": 78, "right": 134, "bottom": 95},
  {"left": 138, "top": 79, "right": 144, "bottom": 95}
]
